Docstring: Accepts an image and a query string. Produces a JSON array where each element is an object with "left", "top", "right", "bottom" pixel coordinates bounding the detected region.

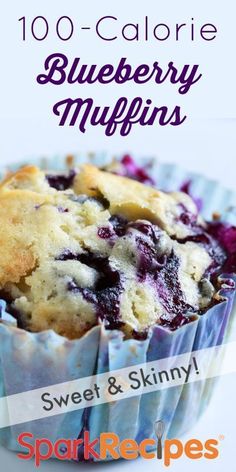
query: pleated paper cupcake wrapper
[
  {"left": 0, "top": 154, "right": 235, "bottom": 461},
  {"left": 0, "top": 292, "right": 235, "bottom": 460}
]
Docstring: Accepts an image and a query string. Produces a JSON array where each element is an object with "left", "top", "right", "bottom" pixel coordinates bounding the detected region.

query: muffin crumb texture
[{"left": 0, "top": 163, "right": 228, "bottom": 339}]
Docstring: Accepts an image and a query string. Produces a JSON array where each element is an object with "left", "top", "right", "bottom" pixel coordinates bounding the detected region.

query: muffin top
[{"left": 0, "top": 163, "right": 228, "bottom": 339}]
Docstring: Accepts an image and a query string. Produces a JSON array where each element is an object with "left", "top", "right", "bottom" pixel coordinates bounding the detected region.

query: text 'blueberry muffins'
[{"left": 0, "top": 163, "right": 231, "bottom": 340}]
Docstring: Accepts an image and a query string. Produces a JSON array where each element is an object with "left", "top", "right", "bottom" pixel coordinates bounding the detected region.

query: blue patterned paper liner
[
  {"left": 0, "top": 155, "right": 235, "bottom": 461},
  {"left": 0, "top": 291, "right": 235, "bottom": 460}
]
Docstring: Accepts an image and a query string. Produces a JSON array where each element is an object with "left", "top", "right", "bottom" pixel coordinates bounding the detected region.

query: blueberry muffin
[{"left": 0, "top": 164, "right": 230, "bottom": 340}]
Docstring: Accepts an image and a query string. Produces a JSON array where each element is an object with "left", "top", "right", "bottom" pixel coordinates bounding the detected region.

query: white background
[{"left": 0, "top": 0, "right": 236, "bottom": 471}]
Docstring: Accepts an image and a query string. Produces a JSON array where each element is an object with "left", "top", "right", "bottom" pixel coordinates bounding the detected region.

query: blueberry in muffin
[{"left": 0, "top": 163, "right": 232, "bottom": 339}]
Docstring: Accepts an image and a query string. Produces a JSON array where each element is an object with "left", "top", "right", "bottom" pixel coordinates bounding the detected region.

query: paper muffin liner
[{"left": 0, "top": 154, "right": 235, "bottom": 461}]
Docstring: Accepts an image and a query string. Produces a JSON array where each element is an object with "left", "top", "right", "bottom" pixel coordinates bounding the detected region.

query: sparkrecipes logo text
[{"left": 17, "top": 426, "right": 220, "bottom": 467}]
